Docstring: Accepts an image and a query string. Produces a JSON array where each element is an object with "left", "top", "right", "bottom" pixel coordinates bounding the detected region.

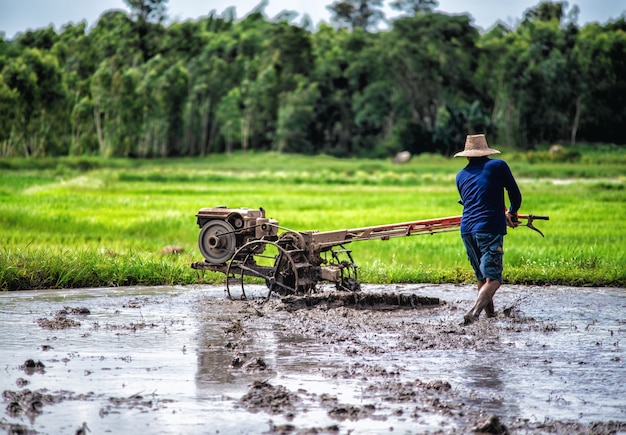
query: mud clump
[
  {"left": 20, "top": 360, "right": 45, "bottom": 375},
  {"left": 1, "top": 389, "right": 99, "bottom": 425},
  {"left": 36, "top": 316, "right": 81, "bottom": 329},
  {"left": 0, "top": 422, "right": 36, "bottom": 435},
  {"left": 471, "top": 415, "right": 509, "bottom": 434},
  {"left": 239, "top": 381, "right": 301, "bottom": 415},
  {"left": 223, "top": 319, "right": 245, "bottom": 335},
  {"left": 2, "top": 389, "right": 61, "bottom": 420},
  {"left": 15, "top": 378, "right": 30, "bottom": 388},
  {"left": 268, "top": 421, "right": 340, "bottom": 435},
  {"left": 231, "top": 356, "right": 267, "bottom": 373},
  {"left": 279, "top": 292, "right": 441, "bottom": 311},
  {"left": 99, "top": 393, "right": 174, "bottom": 417},
  {"left": 58, "top": 306, "right": 91, "bottom": 315},
  {"left": 327, "top": 404, "right": 376, "bottom": 422},
  {"left": 36, "top": 306, "right": 90, "bottom": 330},
  {"left": 317, "top": 394, "right": 377, "bottom": 422}
]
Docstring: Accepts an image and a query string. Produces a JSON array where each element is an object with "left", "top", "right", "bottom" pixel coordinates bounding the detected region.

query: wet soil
[{"left": 1, "top": 284, "right": 625, "bottom": 434}]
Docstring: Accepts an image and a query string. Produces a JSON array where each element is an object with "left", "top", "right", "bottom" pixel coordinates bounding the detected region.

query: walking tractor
[{"left": 191, "top": 206, "right": 549, "bottom": 299}]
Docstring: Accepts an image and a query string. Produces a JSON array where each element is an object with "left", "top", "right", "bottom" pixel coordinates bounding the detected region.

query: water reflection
[
  {"left": 464, "top": 355, "right": 504, "bottom": 391},
  {"left": 195, "top": 320, "right": 239, "bottom": 385}
]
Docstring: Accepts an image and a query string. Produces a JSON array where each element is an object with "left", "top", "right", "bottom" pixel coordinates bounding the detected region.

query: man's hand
[{"left": 506, "top": 211, "right": 520, "bottom": 228}]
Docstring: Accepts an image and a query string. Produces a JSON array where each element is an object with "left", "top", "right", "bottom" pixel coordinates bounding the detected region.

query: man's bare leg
[
  {"left": 477, "top": 280, "right": 496, "bottom": 318},
  {"left": 464, "top": 279, "right": 501, "bottom": 324}
]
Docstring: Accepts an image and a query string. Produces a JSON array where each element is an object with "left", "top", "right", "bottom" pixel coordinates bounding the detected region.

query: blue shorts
[{"left": 461, "top": 233, "right": 503, "bottom": 283}]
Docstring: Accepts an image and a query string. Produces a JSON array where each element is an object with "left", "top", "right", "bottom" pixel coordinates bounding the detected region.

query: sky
[{"left": 1, "top": 0, "right": 625, "bottom": 39}]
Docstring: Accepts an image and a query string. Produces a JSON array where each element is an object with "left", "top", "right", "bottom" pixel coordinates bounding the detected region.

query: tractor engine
[{"left": 195, "top": 206, "right": 278, "bottom": 264}]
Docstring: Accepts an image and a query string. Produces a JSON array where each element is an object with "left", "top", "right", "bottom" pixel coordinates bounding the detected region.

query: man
[{"left": 455, "top": 134, "right": 522, "bottom": 325}]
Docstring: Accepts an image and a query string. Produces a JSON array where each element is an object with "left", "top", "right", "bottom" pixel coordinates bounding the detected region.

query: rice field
[{"left": 1, "top": 147, "right": 624, "bottom": 290}]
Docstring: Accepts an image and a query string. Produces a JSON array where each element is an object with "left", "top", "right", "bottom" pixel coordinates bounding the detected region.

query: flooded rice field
[{"left": 1, "top": 284, "right": 625, "bottom": 434}]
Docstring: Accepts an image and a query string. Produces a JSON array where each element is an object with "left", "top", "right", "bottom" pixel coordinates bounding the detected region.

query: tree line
[{"left": 0, "top": 0, "right": 624, "bottom": 158}]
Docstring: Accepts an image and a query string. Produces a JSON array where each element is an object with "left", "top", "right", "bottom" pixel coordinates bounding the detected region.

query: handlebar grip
[{"left": 530, "top": 215, "right": 550, "bottom": 220}]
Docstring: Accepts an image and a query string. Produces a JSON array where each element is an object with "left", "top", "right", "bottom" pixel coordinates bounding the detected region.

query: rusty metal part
[
  {"left": 324, "top": 245, "right": 360, "bottom": 292},
  {"left": 191, "top": 207, "right": 548, "bottom": 299},
  {"left": 225, "top": 240, "right": 300, "bottom": 299}
]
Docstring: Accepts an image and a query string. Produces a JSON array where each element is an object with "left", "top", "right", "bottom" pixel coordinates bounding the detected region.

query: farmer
[{"left": 455, "top": 134, "right": 522, "bottom": 325}]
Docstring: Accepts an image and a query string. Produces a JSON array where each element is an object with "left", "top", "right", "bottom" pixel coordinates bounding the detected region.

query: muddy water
[{"left": 1, "top": 284, "right": 625, "bottom": 434}]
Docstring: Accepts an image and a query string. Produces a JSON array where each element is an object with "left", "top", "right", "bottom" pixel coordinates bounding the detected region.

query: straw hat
[{"left": 454, "top": 134, "right": 500, "bottom": 157}]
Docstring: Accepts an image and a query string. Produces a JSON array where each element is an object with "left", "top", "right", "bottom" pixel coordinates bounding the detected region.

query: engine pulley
[{"left": 198, "top": 220, "right": 237, "bottom": 264}]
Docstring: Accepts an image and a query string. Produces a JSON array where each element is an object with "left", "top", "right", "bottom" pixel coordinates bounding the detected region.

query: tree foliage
[
  {"left": 389, "top": 0, "right": 439, "bottom": 15},
  {"left": 0, "top": 1, "right": 624, "bottom": 158},
  {"left": 327, "top": 0, "right": 385, "bottom": 31}
]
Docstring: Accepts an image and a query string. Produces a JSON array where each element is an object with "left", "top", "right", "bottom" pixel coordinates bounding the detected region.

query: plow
[{"left": 191, "top": 206, "right": 549, "bottom": 299}]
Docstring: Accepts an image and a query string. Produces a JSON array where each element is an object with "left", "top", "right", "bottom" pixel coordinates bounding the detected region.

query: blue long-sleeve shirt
[{"left": 456, "top": 157, "right": 522, "bottom": 235}]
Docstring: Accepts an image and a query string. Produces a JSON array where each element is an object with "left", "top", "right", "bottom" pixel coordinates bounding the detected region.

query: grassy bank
[{"left": 1, "top": 146, "right": 625, "bottom": 290}]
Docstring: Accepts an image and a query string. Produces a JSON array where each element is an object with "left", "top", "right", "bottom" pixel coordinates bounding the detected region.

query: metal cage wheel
[
  {"left": 330, "top": 244, "right": 360, "bottom": 292},
  {"left": 225, "top": 240, "right": 299, "bottom": 300}
]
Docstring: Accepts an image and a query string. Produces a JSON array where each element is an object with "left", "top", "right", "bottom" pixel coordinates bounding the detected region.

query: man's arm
[{"left": 502, "top": 163, "right": 522, "bottom": 227}]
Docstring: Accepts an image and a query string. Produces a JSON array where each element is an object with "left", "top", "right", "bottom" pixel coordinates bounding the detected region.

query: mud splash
[{"left": 1, "top": 284, "right": 625, "bottom": 434}]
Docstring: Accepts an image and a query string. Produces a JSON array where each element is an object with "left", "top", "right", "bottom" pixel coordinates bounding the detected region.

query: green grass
[{"left": 1, "top": 146, "right": 625, "bottom": 290}]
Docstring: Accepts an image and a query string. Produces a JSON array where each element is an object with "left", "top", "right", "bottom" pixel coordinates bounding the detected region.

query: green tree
[
  {"left": 267, "top": 21, "right": 314, "bottom": 93},
  {"left": 573, "top": 19, "right": 626, "bottom": 144},
  {"left": 216, "top": 87, "right": 243, "bottom": 157},
  {"left": 162, "top": 20, "right": 208, "bottom": 60},
  {"left": 90, "top": 10, "right": 139, "bottom": 64},
  {"left": 1, "top": 48, "right": 67, "bottom": 156},
  {"left": 345, "top": 31, "right": 396, "bottom": 157},
  {"left": 389, "top": 0, "right": 439, "bottom": 15},
  {"left": 240, "top": 20, "right": 316, "bottom": 153},
  {"left": 0, "top": 77, "right": 19, "bottom": 155},
  {"left": 160, "top": 60, "right": 189, "bottom": 156},
  {"left": 327, "top": 0, "right": 385, "bottom": 31},
  {"left": 69, "top": 95, "right": 98, "bottom": 155},
  {"left": 226, "top": 12, "right": 285, "bottom": 152},
  {"left": 240, "top": 63, "right": 278, "bottom": 153},
  {"left": 275, "top": 80, "right": 319, "bottom": 153},
  {"left": 473, "top": 23, "right": 513, "bottom": 145},
  {"left": 180, "top": 15, "right": 240, "bottom": 156},
  {"left": 384, "top": 13, "right": 480, "bottom": 152},
  {"left": 53, "top": 22, "right": 99, "bottom": 155},
  {"left": 310, "top": 25, "right": 357, "bottom": 155},
  {"left": 183, "top": 53, "right": 235, "bottom": 154},
  {"left": 15, "top": 26, "right": 58, "bottom": 51},
  {"left": 494, "top": 8, "right": 581, "bottom": 147},
  {"left": 522, "top": 1, "right": 569, "bottom": 24},
  {"left": 0, "top": 58, "right": 35, "bottom": 156},
  {"left": 91, "top": 57, "right": 142, "bottom": 157},
  {"left": 125, "top": 0, "right": 169, "bottom": 61}
]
